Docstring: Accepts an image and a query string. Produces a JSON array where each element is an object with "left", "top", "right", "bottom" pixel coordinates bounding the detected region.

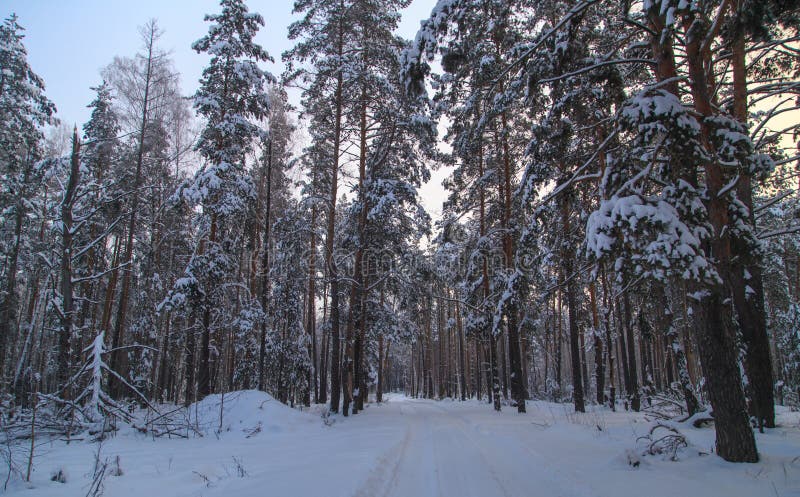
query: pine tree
[
  {"left": 284, "top": 0, "right": 358, "bottom": 414},
  {"left": 722, "top": 0, "right": 798, "bottom": 430},
  {"left": 169, "top": 0, "right": 273, "bottom": 402},
  {"left": 0, "top": 15, "right": 56, "bottom": 391}
]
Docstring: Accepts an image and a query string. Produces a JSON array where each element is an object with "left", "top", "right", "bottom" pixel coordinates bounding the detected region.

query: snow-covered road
[
  {"left": 6, "top": 392, "right": 800, "bottom": 497},
  {"left": 352, "top": 398, "right": 598, "bottom": 497}
]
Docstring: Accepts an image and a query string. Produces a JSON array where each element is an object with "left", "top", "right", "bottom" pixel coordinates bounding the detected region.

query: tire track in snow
[
  {"left": 352, "top": 408, "right": 414, "bottom": 497},
  {"left": 355, "top": 399, "right": 599, "bottom": 497},
  {"left": 425, "top": 401, "right": 600, "bottom": 497},
  {"left": 429, "top": 409, "right": 513, "bottom": 497}
]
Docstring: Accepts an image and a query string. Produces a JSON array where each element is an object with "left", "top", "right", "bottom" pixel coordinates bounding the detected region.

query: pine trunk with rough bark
[
  {"left": 590, "top": 282, "right": 604, "bottom": 405},
  {"left": 680, "top": 8, "right": 759, "bottom": 462},
  {"left": 727, "top": 20, "right": 775, "bottom": 429},
  {"left": 561, "top": 192, "right": 584, "bottom": 413},
  {"left": 327, "top": 35, "right": 344, "bottom": 414},
  {"left": 622, "top": 288, "right": 640, "bottom": 412}
]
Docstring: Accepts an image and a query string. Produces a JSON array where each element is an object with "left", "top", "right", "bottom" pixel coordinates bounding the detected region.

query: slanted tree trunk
[
  {"left": 109, "top": 25, "right": 156, "bottom": 398},
  {"left": 56, "top": 130, "right": 81, "bottom": 393}
]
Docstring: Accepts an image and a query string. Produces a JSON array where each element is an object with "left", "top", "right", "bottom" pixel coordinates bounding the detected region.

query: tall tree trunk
[
  {"left": 490, "top": 335, "right": 501, "bottom": 411},
  {"left": 56, "top": 130, "right": 81, "bottom": 394},
  {"left": 157, "top": 312, "right": 171, "bottom": 402},
  {"left": 184, "top": 317, "right": 197, "bottom": 407},
  {"left": 327, "top": 24, "right": 345, "bottom": 414},
  {"left": 622, "top": 287, "right": 640, "bottom": 411},
  {"left": 556, "top": 291, "right": 563, "bottom": 396},
  {"left": 319, "top": 285, "right": 329, "bottom": 403},
  {"left": 346, "top": 83, "right": 370, "bottom": 416},
  {"left": 680, "top": 8, "right": 758, "bottom": 462},
  {"left": 476, "top": 139, "right": 500, "bottom": 411},
  {"left": 500, "top": 111, "right": 526, "bottom": 412},
  {"left": 601, "top": 266, "right": 616, "bottom": 410},
  {"left": 666, "top": 282, "right": 699, "bottom": 415},
  {"left": 0, "top": 197, "right": 24, "bottom": 389},
  {"left": 616, "top": 295, "right": 631, "bottom": 406},
  {"left": 438, "top": 298, "right": 446, "bottom": 399},
  {"left": 258, "top": 139, "right": 274, "bottom": 391},
  {"left": 476, "top": 339, "right": 481, "bottom": 400},
  {"left": 376, "top": 288, "right": 385, "bottom": 403},
  {"left": 197, "top": 216, "right": 217, "bottom": 400},
  {"left": 590, "top": 282, "right": 604, "bottom": 405},
  {"left": 561, "top": 191, "right": 584, "bottom": 413},
  {"left": 354, "top": 272, "right": 369, "bottom": 412},
  {"left": 109, "top": 26, "right": 155, "bottom": 398},
  {"left": 457, "top": 299, "right": 467, "bottom": 401},
  {"left": 424, "top": 294, "right": 434, "bottom": 398},
  {"left": 728, "top": 14, "right": 775, "bottom": 429},
  {"left": 307, "top": 205, "right": 318, "bottom": 403}
]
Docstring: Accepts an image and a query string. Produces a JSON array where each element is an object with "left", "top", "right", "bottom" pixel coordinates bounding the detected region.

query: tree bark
[
  {"left": 457, "top": 298, "right": 467, "bottom": 401},
  {"left": 681, "top": 7, "right": 758, "bottom": 462},
  {"left": 561, "top": 191, "right": 584, "bottom": 413},
  {"left": 109, "top": 26, "right": 156, "bottom": 398},
  {"left": 601, "top": 266, "right": 616, "bottom": 410},
  {"left": 197, "top": 216, "right": 217, "bottom": 400},
  {"left": 590, "top": 282, "right": 604, "bottom": 405},
  {"left": 727, "top": 16, "right": 775, "bottom": 429},
  {"left": 327, "top": 27, "right": 344, "bottom": 414},
  {"left": 56, "top": 130, "right": 81, "bottom": 393},
  {"left": 499, "top": 111, "right": 526, "bottom": 412},
  {"left": 622, "top": 287, "right": 640, "bottom": 411},
  {"left": 307, "top": 204, "right": 318, "bottom": 403}
]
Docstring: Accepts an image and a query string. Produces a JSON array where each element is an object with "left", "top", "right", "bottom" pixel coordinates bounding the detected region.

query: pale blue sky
[
  {"left": 3, "top": 0, "right": 448, "bottom": 219},
  {"left": 3, "top": 0, "right": 435, "bottom": 127}
]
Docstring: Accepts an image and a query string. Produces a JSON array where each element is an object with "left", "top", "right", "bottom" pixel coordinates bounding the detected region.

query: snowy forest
[{"left": 1, "top": 0, "right": 800, "bottom": 495}]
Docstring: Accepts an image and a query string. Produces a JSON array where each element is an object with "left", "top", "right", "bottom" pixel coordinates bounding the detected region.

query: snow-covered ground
[{"left": 4, "top": 392, "right": 800, "bottom": 497}]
